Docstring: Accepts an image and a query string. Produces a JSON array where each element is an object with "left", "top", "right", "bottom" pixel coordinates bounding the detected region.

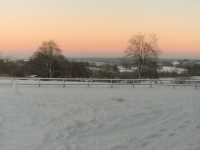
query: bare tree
[
  {"left": 125, "top": 33, "right": 160, "bottom": 78},
  {"left": 37, "top": 40, "right": 61, "bottom": 56},
  {"left": 32, "top": 41, "right": 64, "bottom": 78}
]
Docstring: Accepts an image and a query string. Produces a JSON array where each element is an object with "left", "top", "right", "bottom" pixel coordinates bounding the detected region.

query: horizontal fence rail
[{"left": 0, "top": 77, "right": 199, "bottom": 89}]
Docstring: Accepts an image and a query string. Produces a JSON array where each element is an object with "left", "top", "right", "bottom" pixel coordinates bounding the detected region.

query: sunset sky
[{"left": 0, "top": 0, "right": 200, "bottom": 58}]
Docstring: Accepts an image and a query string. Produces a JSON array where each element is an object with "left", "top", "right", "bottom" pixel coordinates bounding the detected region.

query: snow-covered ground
[
  {"left": 0, "top": 86, "right": 200, "bottom": 150},
  {"left": 158, "top": 66, "right": 187, "bottom": 74}
]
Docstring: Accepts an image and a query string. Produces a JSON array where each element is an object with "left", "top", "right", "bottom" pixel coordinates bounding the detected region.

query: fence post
[
  {"left": 38, "top": 78, "right": 41, "bottom": 87},
  {"left": 194, "top": 83, "right": 198, "bottom": 89},
  {"left": 87, "top": 79, "right": 90, "bottom": 87},
  {"left": 63, "top": 79, "right": 66, "bottom": 88},
  {"left": 132, "top": 80, "right": 135, "bottom": 88},
  {"left": 11, "top": 78, "right": 14, "bottom": 87},
  {"left": 110, "top": 79, "right": 113, "bottom": 88},
  {"left": 150, "top": 80, "right": 153, "bottom": 88},
  {"left": 12, "top": 78, "right": 16, "bottom": 88}
]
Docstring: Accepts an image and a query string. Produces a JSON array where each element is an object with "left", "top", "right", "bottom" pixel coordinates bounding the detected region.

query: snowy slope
[{"left": 0, "top": 86, "right": 200, "bottom": 150}]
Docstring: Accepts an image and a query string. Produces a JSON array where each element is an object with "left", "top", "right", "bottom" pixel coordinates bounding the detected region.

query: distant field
[{"left": 0, "top": 86, "right": 200, "bottom": 150}]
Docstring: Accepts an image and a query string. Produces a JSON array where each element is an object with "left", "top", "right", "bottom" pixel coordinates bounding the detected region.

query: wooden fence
[{"left": 0, "top": 77, "right": 199, "bottom": 89}]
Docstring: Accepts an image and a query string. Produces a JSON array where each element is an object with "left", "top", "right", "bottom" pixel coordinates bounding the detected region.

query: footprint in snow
[
  {"left": 168, "top": 132, "right": 176, "bottom": 137},
  {"left": 196, "top": 125, "right": 200, "bottom": 129},
  {"left": 145, "top": 133, "right": 162, "bottom": 140},
  {"left": 112, "top": 98, "right": 126, "bottom": 103}
]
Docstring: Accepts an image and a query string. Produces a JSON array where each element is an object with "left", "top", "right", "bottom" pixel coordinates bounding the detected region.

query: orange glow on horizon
[{"left": 1, "top": 0, "right": 200, "bottom": 58}]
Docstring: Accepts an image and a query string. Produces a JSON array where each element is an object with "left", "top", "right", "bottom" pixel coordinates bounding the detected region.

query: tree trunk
[
  {"left": 137, "top": 64, "right": 142, "bottom": 79},
  {"left": 49, "top": 64, "right": 53, "bottom": 78}
]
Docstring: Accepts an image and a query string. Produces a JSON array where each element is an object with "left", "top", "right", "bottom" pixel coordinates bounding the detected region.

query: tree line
[
  {"left": 0, "top": 41, "right": 91, "bottom": 78},
  {"left": 0, "top": 33, "right": 199, "bottom": 78}
]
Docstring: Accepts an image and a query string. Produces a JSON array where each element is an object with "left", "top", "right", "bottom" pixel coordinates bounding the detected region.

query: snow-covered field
[{"left": 0, "top": 86, "right": 200, "bottom": 150}]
